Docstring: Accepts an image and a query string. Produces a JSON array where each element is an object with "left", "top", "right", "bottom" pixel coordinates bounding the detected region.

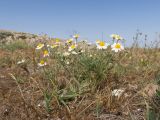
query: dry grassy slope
[{"left": 0, "top": 31, "right": 160, "bottom": 120}]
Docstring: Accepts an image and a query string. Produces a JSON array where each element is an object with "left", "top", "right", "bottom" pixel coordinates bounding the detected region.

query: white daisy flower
[
  {"left": 96, "top": 41, "right": 108, "bottom": 49},
  {"left": 66, "top": 38, "right": 73, "bottom": 44},
  {"left": 38, "top": 60, "right": 47, "bottom": 67},
  {"left": 110, "top": 34, "right": 123, "bottom": 40},
  {"left": 36, "top": 43, "right": 44, "bottom": 50},
  {"left": 111, "top": 43, "right": 124, "bottom": 52},
  {"left": 68, "top": 44, "right": 77, "bottom": 51},
  {"left": 73, "top": 34, "right": 79, "bottom": 39},
  {"left": 112, "top": 89, "right": 125, "bottom": 98},
  {"left": 43, "top": 50, "right": 49, "bottom": 57}
]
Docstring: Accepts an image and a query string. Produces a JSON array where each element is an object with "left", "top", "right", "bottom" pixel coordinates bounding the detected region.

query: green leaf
[{"left": 147, "top": 109, "right": 156, "bottom": 120}]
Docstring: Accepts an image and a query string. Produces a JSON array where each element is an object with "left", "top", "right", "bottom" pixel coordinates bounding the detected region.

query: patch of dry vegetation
[{"left": 0, "top": 31, "right": 160, "bottom": 120}]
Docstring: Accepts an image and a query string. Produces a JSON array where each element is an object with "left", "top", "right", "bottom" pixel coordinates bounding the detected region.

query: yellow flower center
[
  {"left": 55, "top": 39, "right": 60, "bottom": 43},
  {"left": 115, "top": 43, "right": 121, "bottom": 49},
  {"left": 40, "top": 60, "right": 45, "bottom": 64},
  {"left": 44, "top": 50, "right": 48, "bottom": 55},
  {"left": 38, "top": 43, "right": 43, "bottom": 47},
  {"left": 70, "top": 45, "right": 76, "bottom": 49},
  {"left": 99, "top": 41, "right": 105, "bottom": 46},
  {"left": 67, "top": 39, "right": 73, "bottom": 43},
  {"left": 51, "top": 44, "right": 58, "bottom": 48},
  {"left": 74, "top": 34, "right": 79, "bottom": 38}
]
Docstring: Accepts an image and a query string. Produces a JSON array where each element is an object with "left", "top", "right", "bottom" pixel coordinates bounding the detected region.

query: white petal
[
  {"left": 111, "top": 43, "right": 116, "bottom": 48},
  {"left": 121, "top": 46, "right": 124, "bottom": 50},
  {"left": 115, "top": 49, "right": 119, "bottom": 52},
  {"left": 71, "top": 51, "right": 78, "bottom": 54}
]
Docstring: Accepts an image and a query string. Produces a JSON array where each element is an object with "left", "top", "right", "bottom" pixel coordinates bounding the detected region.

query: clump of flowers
[
  {"left": 109, "top": 34, "right": 125, "bottom": 52},
  {"left": 35, "top": 43, "right": 49, "bottom": 67},
  {"left": 95, "top": 34, "right": 124, "bottom": 52},
  {"left": 111, "top": 34, "right": 123, "bottom": 41},
  {"left": 35, "top": 33, "right": 125, "bottom": 70}
]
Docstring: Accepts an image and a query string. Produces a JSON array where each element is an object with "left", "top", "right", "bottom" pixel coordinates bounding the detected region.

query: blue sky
[{"left": 0, "top": 0, "right": 160, "bottom": 45}]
